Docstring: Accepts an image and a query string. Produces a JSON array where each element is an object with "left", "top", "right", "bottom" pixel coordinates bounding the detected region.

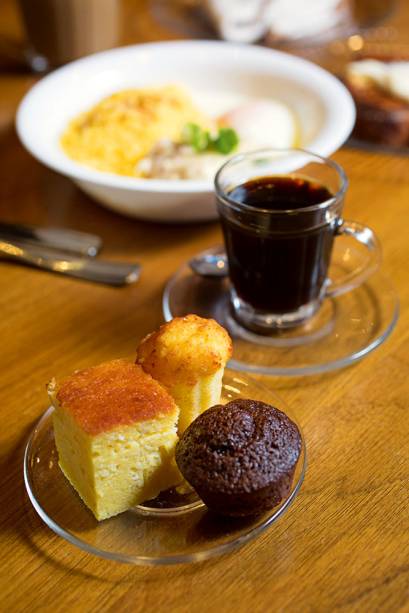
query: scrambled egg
[{"left": 60, "top": 85, "right": 212, "bottom": 177}]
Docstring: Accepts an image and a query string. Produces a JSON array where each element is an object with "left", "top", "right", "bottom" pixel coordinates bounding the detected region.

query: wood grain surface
[{"left": 0, "top": 1, "right": 408, "bottom": 611}]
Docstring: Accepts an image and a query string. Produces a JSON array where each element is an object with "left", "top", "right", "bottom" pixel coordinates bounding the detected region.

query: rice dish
[
  {"left": 61, "top": 85, "right": 213, "bottom": 177},
  {"left": 61, "top": 84, "right": 298, "bottom": 180}
]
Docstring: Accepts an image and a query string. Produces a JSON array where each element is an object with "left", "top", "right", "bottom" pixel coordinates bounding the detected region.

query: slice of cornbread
[
  {"left": 48, "top": 359, "right": 180, "bottom": 521},
  {"left": 136, "top": 315, "right": 232, "bottom": 434}
]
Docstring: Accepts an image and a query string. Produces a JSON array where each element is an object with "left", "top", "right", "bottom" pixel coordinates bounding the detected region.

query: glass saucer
[
  {"left": 23, "top": 372, "right": 306, "bottom": 565},
  {"left": 163, "top": 239, "right": 399, "bottom": 376}
]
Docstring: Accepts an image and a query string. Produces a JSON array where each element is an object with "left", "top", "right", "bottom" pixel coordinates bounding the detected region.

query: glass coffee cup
[{"left": 215, "top": 149, "right": 381, "bottom": 332}]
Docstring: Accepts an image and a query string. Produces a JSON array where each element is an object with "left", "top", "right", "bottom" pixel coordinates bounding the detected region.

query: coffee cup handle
[{"left": 325, "top": 220, "right": 382, "bottom": 298}]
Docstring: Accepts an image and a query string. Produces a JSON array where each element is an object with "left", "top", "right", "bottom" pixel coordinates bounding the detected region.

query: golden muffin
[
  {"left": 136, "top": 315, "right": 232, "bottom": 434},
  {"left": 48, "top": 359, "right": 180, "bottom": 521}
]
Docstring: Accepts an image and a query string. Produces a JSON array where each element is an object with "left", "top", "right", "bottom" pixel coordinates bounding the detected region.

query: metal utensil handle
[
  {"left": 0, "top": 241, "right": 140, "bottom": 286},
  {"left": 0, "top": 223, "right": 102, "bottom": 256}
]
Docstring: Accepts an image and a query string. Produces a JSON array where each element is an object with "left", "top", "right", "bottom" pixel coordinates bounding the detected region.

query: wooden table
[{"left": 1, "top": 1, "right": 408, "bottom": 611}]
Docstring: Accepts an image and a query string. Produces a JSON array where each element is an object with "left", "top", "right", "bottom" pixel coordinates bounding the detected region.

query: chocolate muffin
[{"left": 175, "top": 399, "right": 302, "bottom": 517}]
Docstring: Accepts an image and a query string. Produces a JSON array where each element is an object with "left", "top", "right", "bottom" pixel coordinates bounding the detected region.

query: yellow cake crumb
[
  {"left": 49, "top": 359, "right": 180, "bottom": 520},
  {"left": 60, "top": 85, "right": 213, "bottom": 177},
  {"left": 136, "top": 315, "right": 232, "bottom": 433}
]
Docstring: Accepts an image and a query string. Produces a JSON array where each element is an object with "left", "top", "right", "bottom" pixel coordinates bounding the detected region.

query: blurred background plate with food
[
  {"left": 150, "top": 0, "right": 397, "bottom": 47},
  {"left": 16, "top": 40, "right": 355, "bottom": 223},
  {"left": 335, "top": 39, "right": 409, "bottom": 154},
  {"left": 149, "top": 0, "right": 409, "bottom": 157}
]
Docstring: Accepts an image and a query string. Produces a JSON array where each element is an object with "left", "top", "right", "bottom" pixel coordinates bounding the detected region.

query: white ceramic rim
[{"left": 16, "top": 40, "right": 356, "bottom": 194}]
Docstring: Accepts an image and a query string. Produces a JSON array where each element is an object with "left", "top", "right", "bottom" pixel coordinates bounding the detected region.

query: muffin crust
[
  {"left": 136, "top": 315, "right": 232, "bottom": 387},
  {"left": 55, "top": 359, "right": 176, "bottom": 435}
]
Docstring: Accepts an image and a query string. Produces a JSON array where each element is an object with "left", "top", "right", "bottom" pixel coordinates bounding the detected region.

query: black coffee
[{"left": 219, "top": 176, "right": 335, "bottom": 313}]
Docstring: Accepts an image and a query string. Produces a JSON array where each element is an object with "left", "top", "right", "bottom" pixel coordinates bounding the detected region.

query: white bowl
[{"left": 16, "top": 41, "right": 355, "bottom": 223}]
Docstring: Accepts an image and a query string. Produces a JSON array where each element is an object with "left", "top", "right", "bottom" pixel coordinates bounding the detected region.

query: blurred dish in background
[
  {"left": 340, "top": 41, "right": 409, "bottom": 150},
  {"left": 16, "top": 41, "right": 355, "bottom": 222},
  {"left": 17, "top": 0, "right": 121, "bottom": 72},
  {"left": 346, "top": 57, "right": 409, "bottom": 147},
  {"left": 205, "top": 0, "right": 353, "bottom": 45},
  {"left": 203, "top": 0, "right": 270, "bottom": 43},
  {"left": 61, "top": 85, "right": 215, "bottom": 179},
  {"left": 266, "top": 0, "right": 398, "bottom": 48},
  {"left": 61, "top": 84, "right": 298, "bottom": 181},
  {"left": 149, "top": 0, "right": 397, "bottom": 47},
  {"left": 266, "top": 0, "right": 352, "bottom": 45}
]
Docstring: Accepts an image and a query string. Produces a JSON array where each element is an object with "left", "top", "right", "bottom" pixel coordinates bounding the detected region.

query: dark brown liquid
[{"left": 219, "top": 176, "right": 335, "bottom": 313}]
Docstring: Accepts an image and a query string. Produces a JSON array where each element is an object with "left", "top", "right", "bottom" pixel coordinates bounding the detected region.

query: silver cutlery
[
  {"left": 0, "top": 239, "right": 140, "bottom": 286},
  {"left": 0, "top": 222, "right": 102, "bottom": 256},
  {"left": 189, "top": 249, "right": 229, "bottom": 278}
]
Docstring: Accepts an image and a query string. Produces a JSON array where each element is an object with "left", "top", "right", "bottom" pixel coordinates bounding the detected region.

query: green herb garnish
[
  {"left": 212, "top": 127, "right": 239, "bottom": 154},
  {"left": 182, "top": 123, "right": 211, "bottom": 152},
  {"left": 182, "top": 123, "right": 239, "bottom": 155}
]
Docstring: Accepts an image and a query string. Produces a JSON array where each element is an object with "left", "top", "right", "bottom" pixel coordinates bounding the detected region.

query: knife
[
  {"left": 0, "top": 222, "right": 102, "bottom": 256},
  {"left": 0, "top": 239, "right": 140, "bottom": 286}
]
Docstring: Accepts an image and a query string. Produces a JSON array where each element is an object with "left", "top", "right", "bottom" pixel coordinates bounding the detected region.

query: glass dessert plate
[
  {"left": 24, "top": 372, "right": 306, "bottom": 565},
  {"left": 163, "top": 238, "right": 399, "bottom": 376}
]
